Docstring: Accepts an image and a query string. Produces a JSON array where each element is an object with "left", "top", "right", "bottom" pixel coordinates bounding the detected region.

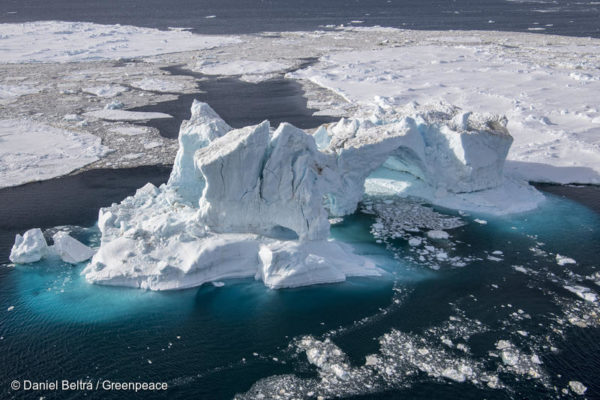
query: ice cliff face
[
  {"left": 79, "top": 100, "right": 514, "bottom": 290},
  {"left": 167, "top": 100, "right": 232, "bottom": 204}
]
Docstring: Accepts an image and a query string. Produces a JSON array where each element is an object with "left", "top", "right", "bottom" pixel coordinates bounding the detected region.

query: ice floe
[
  {"left": 195, "top": 60, "right": 292, "bottom": 76},
  {"left": 569, "top": 380, "right": 588, "bottom": 395},
  {"left": 83, "top": 109, "right": 173, "bottom": 121},
  {"left": 288, "top": 34, "right": 600, "bottom": 185},
  {"left": 0, "top": 21, "right": 240, "bottom": 63},
  {"left": 0, "top": 118, "right": 110, "bottom": 188}
]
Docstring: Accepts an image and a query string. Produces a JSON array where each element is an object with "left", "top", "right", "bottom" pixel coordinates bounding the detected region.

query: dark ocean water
[
  {"left": 0, "top": 184, "right": 599, "bottom": 399},
  {"left": 1, "top": 0, "right": 600, "bottom": 38}
]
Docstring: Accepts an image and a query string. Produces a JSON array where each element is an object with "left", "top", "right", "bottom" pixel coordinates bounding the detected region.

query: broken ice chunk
[{"left": 9, "top": 228, "right": 48, "bottom": 264}]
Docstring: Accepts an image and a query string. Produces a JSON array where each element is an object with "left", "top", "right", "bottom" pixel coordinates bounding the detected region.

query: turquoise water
[{"left": 0, "top": 190, "right": 599, "bottom": 399}]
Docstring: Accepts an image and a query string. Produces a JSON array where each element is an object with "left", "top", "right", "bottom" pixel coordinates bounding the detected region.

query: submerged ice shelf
[{"left": 12, "top": 99, "right": 543, "bottom": 290}]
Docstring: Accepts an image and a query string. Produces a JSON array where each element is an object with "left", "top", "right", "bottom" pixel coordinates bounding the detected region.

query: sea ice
[
  {"left": 195, "top": 60, "right": 291, "bottom": 76},
  {"left": 0, "top": 21, "right": 240, "bottom": 63},
  {"left": 568, "top": 380, "right": 587, "bottom": 395},
  {"left": 556, "top": 254, "right": 576, "bottom": 266},
  {"left": 130, "top": 78, "right": 187, "bottom": 93},
  {"left": 288, "top": 37, "right": 600, "bottom": 185},
  {"left": 83, "top": 109, "right": 172, "bottom": 121},
  {"left": 83, "top": 85, "right": 129, "bottom": 98},
  {"left": 563, "top": 286, "right": 597, "bottom": 303},
  {"left": 427, "top": 230, "right": 450, "bottom": 240},
  {"left": 0, "top": 119, "right": 110, "bottom": 188}
]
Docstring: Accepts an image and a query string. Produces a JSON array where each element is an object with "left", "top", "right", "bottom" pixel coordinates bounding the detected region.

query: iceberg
[{"left": 80, "top": 99, "right": 531, "bottom": 290}]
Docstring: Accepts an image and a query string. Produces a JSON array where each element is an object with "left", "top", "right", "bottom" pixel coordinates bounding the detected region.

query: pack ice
[{"left": 74, "top": 99, "right": 522, "bottom": 290}]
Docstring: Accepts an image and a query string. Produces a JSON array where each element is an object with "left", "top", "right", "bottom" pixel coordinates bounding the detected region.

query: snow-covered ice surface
[
  {"left": 0, "top": 118, "right": 110, "bottom": 188},
  {"left": 1, "top": 23, "right": 600, "bottom": 189},
  {"left": 83, "top": 109, "right": 173, "bottom": 121},
  {"left": 195, "top": 60, "right": 292, "bottom": 77},
  {"left": 129, "top": 78, "right": 188, "bottom": 93},
  {"left": 288, "top": 29, "right": 600, "bottom": 185},
  {"left": 0, "top": 21, "right": 240, "bottom": 63},
  {"left": 0, "top": 83, "right": 41, "bottom": 105},
  {"left": 82, "top": 85, "right": 129, "bottom": 98}
]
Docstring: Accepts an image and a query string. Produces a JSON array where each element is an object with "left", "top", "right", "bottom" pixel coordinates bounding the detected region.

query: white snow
[
  {"left": 195, "top": 60, "right": 291, "bottom": 76},
  {"left": 0, "top": 119, "right": 110, "bottom": 188},
  {"left": 83, "top": 85, "right": 129, "bottom": 98},
  {"left": 130, "top": 78, "right": 187, "bottom": 93},
  {"left": 289, "top": 37, "right": 600, "bottom": 185},
  {"left": 109, "top": 126, "right": 148, "bottom": 136},
  {"left": 83, "top": 109, "right": 172, "bottom": 121},
  {"left": 0, "top": 84, "right": 40, "bottom": 104},
  {"left": 427, "top": 230, "right": 449, "bottom": 240},
  {"left": 556, "top": 254, "right": 576, "bottom": 266},
  {"left": 0, "top": 21, "right": 240, "bottom": 63},
  {"left": 564, "top": 285, "right": 597, "bottom": 303}
]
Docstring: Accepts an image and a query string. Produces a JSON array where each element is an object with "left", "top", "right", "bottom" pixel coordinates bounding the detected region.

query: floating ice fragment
[
  {"left": 556, "top": 254, "right": 576, "bottom": 266},
  {"left": 408, "top": 238, "right": 422, "bottom": 247},
  {"left": 9, "top": 228, "right": 48, "bottom": 264},
  {"left": 104, "top": 100, "right": 124, "bottom": 110},
  {"left": 569, "top": 381, "right": 587, "bottom": 395},
  {"left": 564, "top": 285, "right": 597, "bottom": 303},
  {"left": 427, "top": 230, "right": 449, "bottom": 240}
]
